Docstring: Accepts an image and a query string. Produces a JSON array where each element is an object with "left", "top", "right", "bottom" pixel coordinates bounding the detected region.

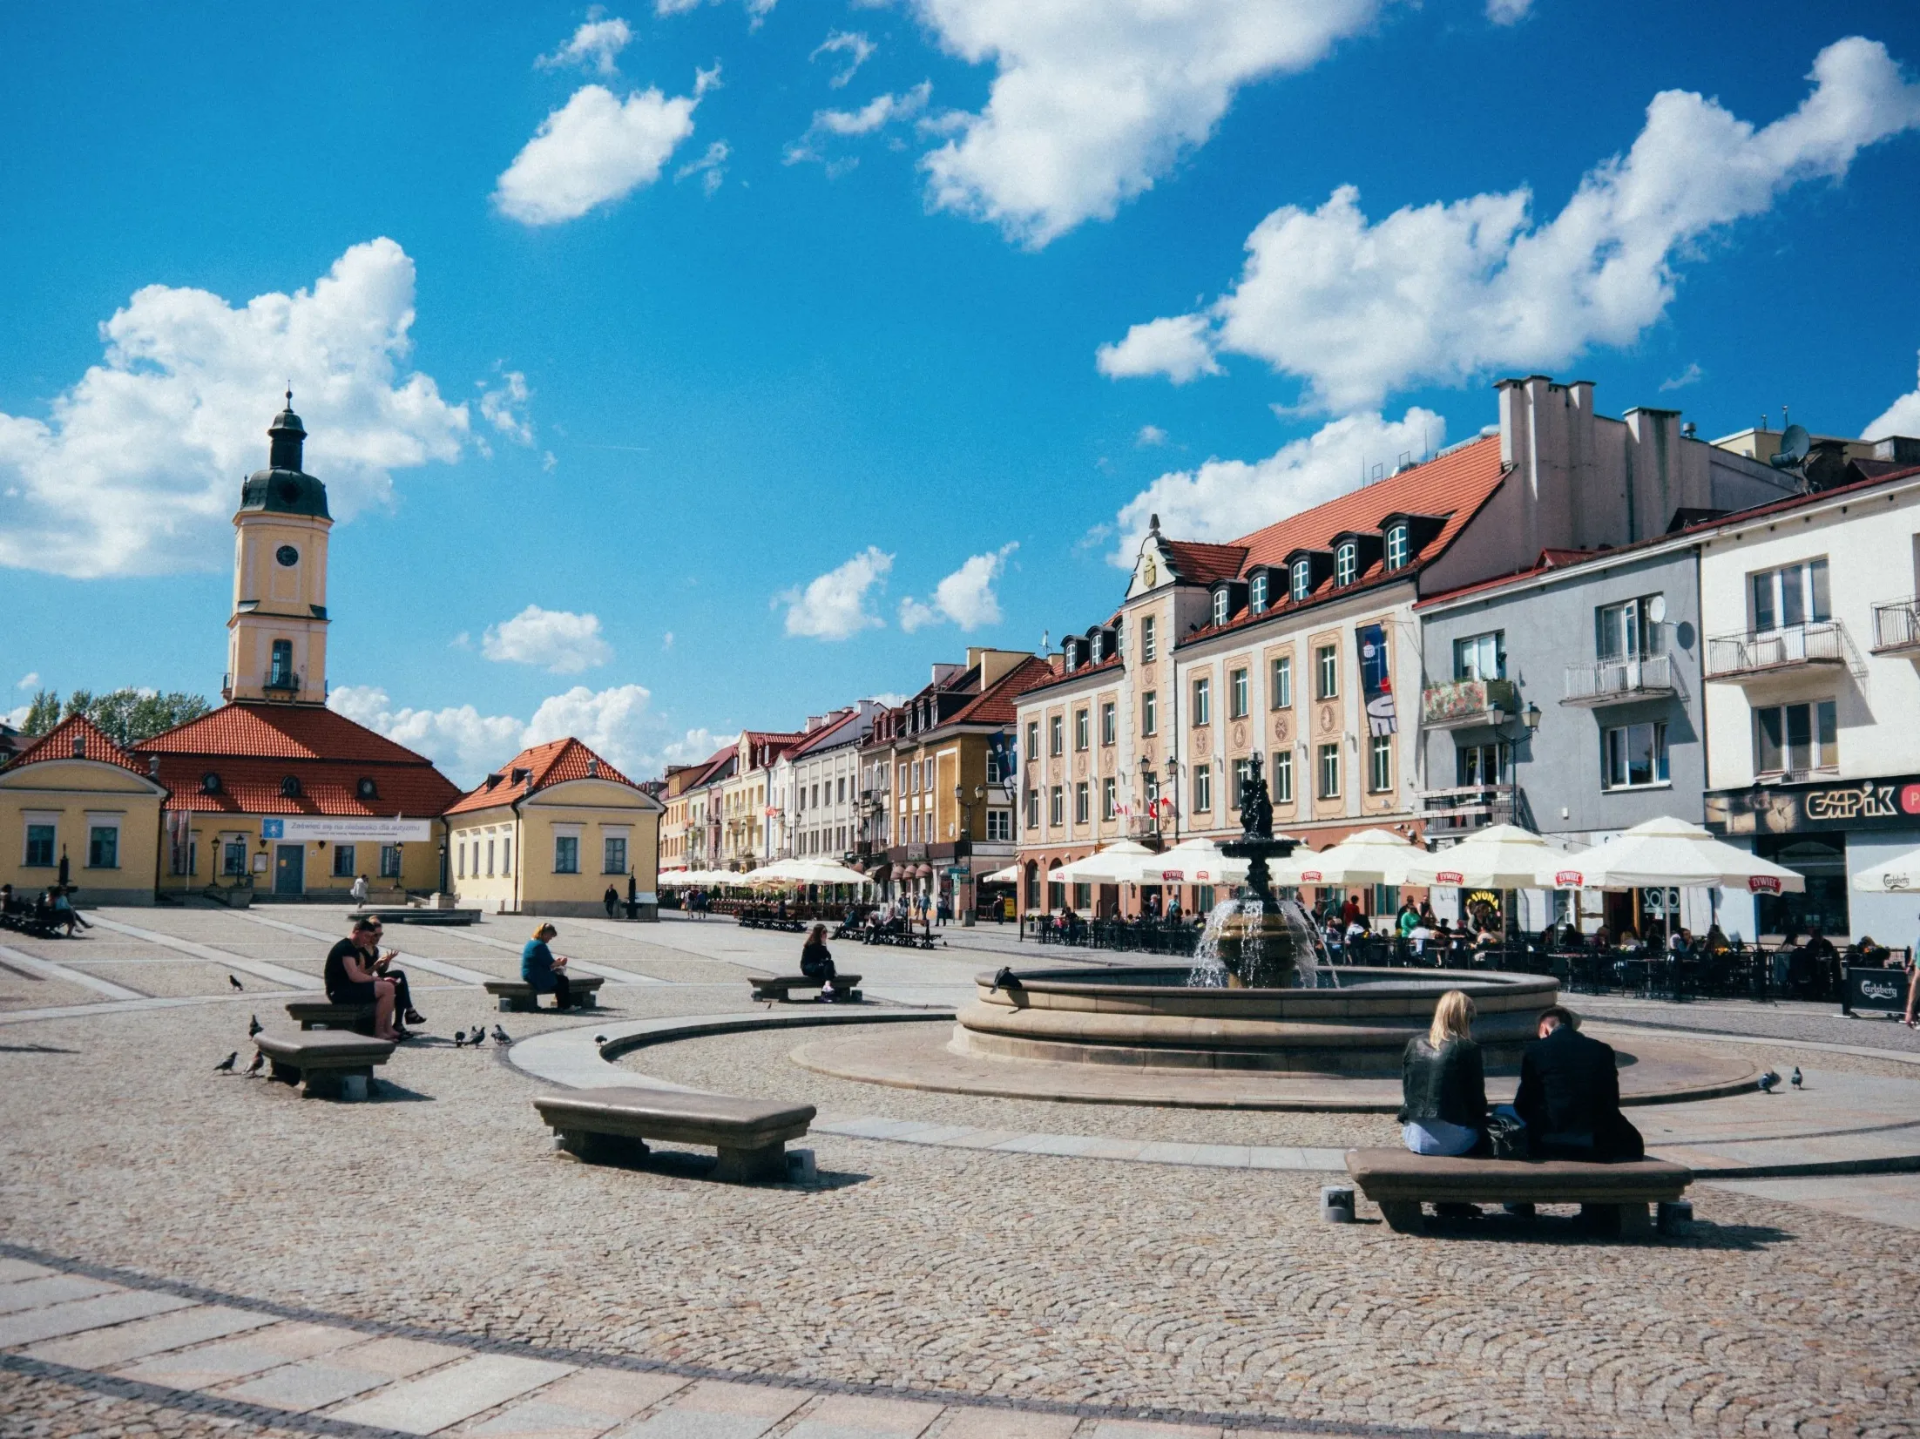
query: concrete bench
[
  {"left": 347, "top": 907, "right": 480, "bottom": 927},
  {"left": 255, "top": 1032, "right": 396, "bottom": 1101},
  {"left": 483, "top": 974, "right": 605, "bottom": 1012},
  {"left": 747, "top": 973, "right": 863, "bottom": 1003},
  {"left": 285, "top": 999, "right": 376, "bottom": 1034},
  {"left": 1346, "top": 1148, "right": 1692, "bottom": 1237},
  {"left": 533, "top": 1087, "right": 817, "bottom": 1183}
]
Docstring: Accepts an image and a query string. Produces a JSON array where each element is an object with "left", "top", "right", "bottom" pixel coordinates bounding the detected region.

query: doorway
[{"left": 274, "top": 844, "right": 305, "bottom": 895}]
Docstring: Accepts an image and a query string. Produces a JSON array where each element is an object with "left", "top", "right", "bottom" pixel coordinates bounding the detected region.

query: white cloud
[
  {"left": 1660, "top": 362, "right": 1705, "bottom": 393},
  {"left": 812, "top": 30, "right": 877, "bottom": 89},
  {"left": 675, "top": 139, "right": 730, "bottom": 195},
  {"left": 899, "top": 543, "right": 1018, "bottom": 632},
  {"left": 1485, "top": 0, "right": 1532, "bottom": 25},
  {"left": 1111, "top": 408, "right": 1444, "bottom": 563},
  {"left": 481, "top": 605, "right": 613, "bottom": 674},
  {"left": 524, "top": 684, "right": 654, "bottom": 767},
  {"left": 0, "top": 238, "right": 468, "bottom": 579},
  {"left": 17, "top": 673, "right": 39, "bottom": 690},
  {"left": 329, "top": 685, "right": 527, "bottom": 788},
  {"left": 912, "top": 0, "right": 1382, "bottom": 247},
  {"left": 1864, "top": 351, "right": 1920, "bottom": 441},
  {"left": 1135, "top": 424, "right": 1168, "bottom": 447},
  {"left": 478, "top": 370, "right": 534, "bottom": 445},
  {"left": 1097, "top": 314, "right": 1221, "bottom": 385},
  {"left": 656, "top": 0, "right": 776, "bottom": 22},
  {"left": 3, "top": 703, "right": 30, "bottom": 729},
  {"left": 538, "top": 15, "right": 633, "bottom": 76},
  {"left": 780, "top": 547, "right": 893, "bottom": 640},
  {"left": 494, "top": 81, "right": 702, "bottom": 225},
  {"left": 786, "top": 83, "right": 932, "bottom": 166},
  {"left": 1106, "top": 37, "right": 1920, "bottom": 409}
]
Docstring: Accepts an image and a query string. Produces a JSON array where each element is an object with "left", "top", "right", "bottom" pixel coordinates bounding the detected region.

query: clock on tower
[{"left": 225, "top": 395, "right": 332, "bottom": 705}]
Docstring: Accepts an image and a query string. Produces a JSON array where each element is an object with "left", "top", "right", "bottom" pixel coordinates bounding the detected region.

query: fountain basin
[{"left": 956, "top": 966, "right": 1558, "bottom": 1075}]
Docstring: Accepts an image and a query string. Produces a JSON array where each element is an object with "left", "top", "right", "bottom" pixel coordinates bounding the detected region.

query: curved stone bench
[
  {"left": 483, "top": 974, "right": 605, "bottom": 1012},
  {"left": 256, "top": 1032, "right": 396, "bottom": 1101},
  {"left": 748, "top": 973, "right": 862, "bottom": 1003},
  {"left": 533, "top": 1087, "right": 816, "bottom": 1182},
  {"left": 285, "top": 999, "right": 376, "bottom": 1034},
  {"left": 1346, "top": 1146, "right": 1692, "bottom": 1237}
]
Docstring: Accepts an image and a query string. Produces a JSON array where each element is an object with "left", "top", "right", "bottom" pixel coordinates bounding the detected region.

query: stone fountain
[{"left": 1209, "top": 755, "right": 1316, "bottom": 989}]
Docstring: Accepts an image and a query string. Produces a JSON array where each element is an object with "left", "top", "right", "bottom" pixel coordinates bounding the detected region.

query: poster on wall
[{"left": 1356, "top": 623, "right": 1396, "bottom": 736}]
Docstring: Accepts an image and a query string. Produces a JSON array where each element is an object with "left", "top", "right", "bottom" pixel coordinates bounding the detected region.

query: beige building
[
  {"left": 446, "top": 739, "right": 663, "bottom": 918},
  {"left": 715, "top": 730, "right": 801, "bottom": 871},
  {"left": 0, "top": 716, "right": 167, "bottom": 906}
]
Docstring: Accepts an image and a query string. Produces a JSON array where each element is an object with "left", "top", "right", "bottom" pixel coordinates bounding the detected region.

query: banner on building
[
  {"left": 259, "top": 817, "right": 433, "bottom": 843},
  {"left": 1356, "top": 623, "right": 1397, "bottom": 736},
  {"left": 167, "top": 810, "right": 192, "bottom": 875}
]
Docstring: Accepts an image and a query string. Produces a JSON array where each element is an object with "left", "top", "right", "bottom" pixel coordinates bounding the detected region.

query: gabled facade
[
  {"left": 771, "top": 703, "right": 886, "bottom": 862},
  {"left": 0, "top": 716, "right": 168, "bottom": 906},
  {"left": 717, "top": 729, "right": 804, "bottom": 870}
]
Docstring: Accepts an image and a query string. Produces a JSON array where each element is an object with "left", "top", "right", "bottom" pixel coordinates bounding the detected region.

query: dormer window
[
  {"left": 1385, "top": 523, "right": 1410, "bottom": 571},
  {"left": 356, "top": 777, "right": 378, "bottom": 800},
  {"left": 1212, "top": 588, "right": 1230, "bottom": 626},
  {"left": 1335, "top": 541, "right": 1358, "bottom": 587},
  {"left": 1290, "top": 560, "right": 1311, "bottom": 602},
  {"left": 201, "top": 772, "right": 221, "bottom": 794},
  {"left": 1250, "top": 573, "right": 1268, "bottom": 613},
  {"left": 280, "top": 775, "right": 302, "bottom": 799},
  {"left": 1090, "top": 632, "right": 1103, "bottom": 662}
]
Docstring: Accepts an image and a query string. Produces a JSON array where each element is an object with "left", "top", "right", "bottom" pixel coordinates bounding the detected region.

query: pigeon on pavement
[
  {"left": 1791, "top": 1066, "right": 1804, "bottom": 1089},
  {"left": 228, "top": 975, "right": 244, "bottom": 992},
  {"left": 213, "top": 1052, "right": 238, "bottom": 1072},
  {"left": 1758, "top": 1069, "right": 1781, "bottom": 1093},
  {"left": 492, "top": 1025, "right": 511, "bottom": 1045},
  {"left": 594, "top": 1035, "right": 608, "bottom": 1045},
  {"left": 453, "top": 1030, "right": 467, "bottom": 1048},
  {"left": 246, "top": 1050, "right": 266, "bottom": 1075},
  {"left": 248, "top": 1014, "right": 262, "bottom": 1037}
]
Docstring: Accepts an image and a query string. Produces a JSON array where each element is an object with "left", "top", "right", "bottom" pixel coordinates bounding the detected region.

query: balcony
[
  {"left": 1705, "top": 621, "right": 1850, "bottom": 681},
  {"left": 1872, "top": 597, "right": 1920, "bottom": 656},
  {"left": 262, "top": 669, "right": 302, "bottom": 697},
  {"left": 1562, "top": 653, "right": 1675, "bottom": 707},
  {"left": 1416, "top": 783, "right": 1516, "bottom": 835},
  {"left": 1421, "top": 677, "right": 1519, "bottom": 730}
]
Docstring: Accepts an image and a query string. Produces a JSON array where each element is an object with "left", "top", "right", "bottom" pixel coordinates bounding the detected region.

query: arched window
[
  {"left": 1385, "top": 523, "right": 1410, "bottom": 571},
  {"left": 1290, "top": 560, "right": 1311, "bottom": 602},
  {"left": 1250, "top": 573, "right": 1268, "bottom": 613},
  {"left": 1211, "top": 588, "right": 1229, "bottom": 626},
  {"left": 1335, "top": 541, "right": 1358, "bottom": 586}
]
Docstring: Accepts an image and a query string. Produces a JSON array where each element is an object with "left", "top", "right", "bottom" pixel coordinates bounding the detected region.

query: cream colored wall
[
  {"left": 227, "top": 512, "right": 331, "bottom": 703},
  {"left": 512, "top": 779, "right": 663, "bottom": 914},
  {"left": 157, "top": 818, "right": 440, "bottom": 898},
  {"left": 449, "top": 807, "right": 521, "bottom": 911},
  {"left": 0, "top": 759, "right": 164, "bottom": 904}
]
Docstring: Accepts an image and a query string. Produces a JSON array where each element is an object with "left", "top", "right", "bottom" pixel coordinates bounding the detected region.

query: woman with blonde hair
[
  {"left": 1398, "top": 989, "right": 1488, "bottom": 1163},
  {"left": 520, "top": 922, "right": 574, "bottom": 1011}
]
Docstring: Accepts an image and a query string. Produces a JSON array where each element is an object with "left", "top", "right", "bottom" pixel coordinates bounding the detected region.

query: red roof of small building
[
  {"left": 140, "top": 702, "right": 438, "bottom": 766},
  {"left": 946, "top": 656, "right": 1058, "bottom": 725},
  {"left": 445, "top": 738, "right": 641, "bottom": 817},
  {"left": 7, "top": 715, "right": 152, "bottom": 779}
]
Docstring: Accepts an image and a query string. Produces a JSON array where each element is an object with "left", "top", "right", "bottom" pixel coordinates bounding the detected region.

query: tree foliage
[
  {"left": 24, "top": 689, "right": 214, "bottom": 749},
  {"left": 19, "top": 690, "right": 60, "bottom": 736}
]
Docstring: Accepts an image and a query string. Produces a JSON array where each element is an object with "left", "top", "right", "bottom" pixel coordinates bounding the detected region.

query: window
[
  {"left": 1142, "top": 615, "right": 1157, "bottom": 662},
  {"left": 1754, "top": 700, "right": 1838, "bottom": 776},
  {"left": 269, "top": 638, "right": 294, "bottom": 687},
  {"left": 1233, "top": 758, "right": 1251, "bottom": 804},
  {"left": 554, "top": 835, "right": 579, "bottom": 874},
  {"left": 1049, "top": 786, "right": 1065, "bottom": 827},
  {"left": 332, "top": 843, "right": 356, "bottom": 878},
  {"left": 1212, "top": 588, "right": 1230, "bottom": 626},
  {"left": 1596, "top": 597, "right": 1664, "bottom": 660},
  {"left": 1290, "top": 560, "right": 1312, "bottom": 602},
  {"left": 1049, "top": 715, "right": 1063, "bottom": 756},
  {"left": 25, "top": 824, "right": 54, "bottom": 867},
  {"left": 837, "top": 778, "right": 847, "bottom": 804},
  {"left": 223, "top": 838, "right": 247, "bottom": 877},
  {"left": 604, "top": 835, "right": 628, "bottom": 874},
  {"left": 1026, "top": 789, "right": 1040, "bottom": 829},
  {"left": 379, "top": 844, "right": 401, "bottom": 879},
  {"left": 1142, "top": 690, "right": 1158, "bottom": 736},
  {"left": 987, "top": 809, "right": 1011, "bottom": 842},
  {"left": 1453, "top": 631, "right": 1505, "bottom": 681},
  {"left": 1025, "top": 722, "right": 1039, "bottom": 762},
  {"left": 456, "top": 842, "right": 467, "bottom": 878},
  {"left": 1385, "top": 524, "right": 1410, "bottom": 571},
  {"left": 1271, "top": 656, "right": 1292, "bottom": 710},
  {"left": 1750, "top": 558, "right": 1830, "bottom": 631},
  {"left": 1193, "top": 762, "right": 1213, "bottom": 812},
  {"left": 1316, "top": 645, "right": 1339, "bottom": 700},
  {"left": 1271, "top": 749, "right": 1294, "bottom": 804},
  {"left": 1100, "top": 701, "right": 1116, "bottom": 746},
  {"left": 1602, "top": 722, "right": 1671, "bottom": 789},
  {"left": 1369, "top": 734, "right": 1393, "bottom": 793},
  {"left": 1101, "top": 778, "right": 1116, "bottom": 820},
  {"left": 1456, "top": 742, "right": 1509, "bottom": 787},
  {"left": 1074, "top": 781, "right": 1090, "bottom": 824},
  {"left": 1074, "top": 708, "right": 1090, "bottom": 751},
  {"left": 88, "top": 825, "right": 119, "bottom": 870},
  {"left": 486, "top": 838, "right": 496, "bottom": 876},
  {"left": 1317, "top": 744, "right": 1340, "bottom": 799},
  {"left": 1193, "top": 676, "right": 1211, "bottom": 727},
  {"left": 1229, "top": 667, "right": 1249, "bottom": 719},
  {"left": 1335, "top": 541, "right": 1358, "bottom": 587},
  {"left": 1250, "top": 573, "right": 1268, "bottom": 612}
]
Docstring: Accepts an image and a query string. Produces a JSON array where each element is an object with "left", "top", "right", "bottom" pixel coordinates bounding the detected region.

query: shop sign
[
  {"left": 1843, "top": 966, "right": 1909, "bottom": 1014},
  {"left": 1705, "top": 775, "right": 1920, "bottom": 835}
]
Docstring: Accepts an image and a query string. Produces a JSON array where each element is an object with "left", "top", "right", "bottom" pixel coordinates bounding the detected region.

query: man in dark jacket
[{"left": 1514, "top": 1005, "right": 1643, "bottom": 1162}]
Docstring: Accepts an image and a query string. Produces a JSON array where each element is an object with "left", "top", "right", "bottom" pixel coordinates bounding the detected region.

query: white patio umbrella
[
  {"left": 1131, "top": 836, "right": 1249, "bottom": 886},
  {"left": 1535, "top": 816, "right": 1805, "bottom": 894},
  {"left": 978, "top": 863, "right": 1021, "bottom": 884},
  {"left": 749, "top": 859, "right": 870, "bottom": 887},
  {"left": 1293, "top": 828, "right": 1424, "bottom": 887},
  {"left": 1853, "top": 845, "right": 1920, "bottom": 893},
  {"left": 1051, "top": 840, "right": 1158, "bottom": 885},
  {"left": 1403, "top": 824, "right": 1569, "bottom": 890}
]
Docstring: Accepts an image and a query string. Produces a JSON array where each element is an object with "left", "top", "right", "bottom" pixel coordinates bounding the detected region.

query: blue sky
[{"left": 2, "top": 0, "right": 1917, "bottom": 783}]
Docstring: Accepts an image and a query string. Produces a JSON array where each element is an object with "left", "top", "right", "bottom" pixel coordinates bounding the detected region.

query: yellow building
[
  {"left": 715, "top": 730, "right": 799, "bottom": 871},
  {"left": 446, "top": 739, "right": 663, "bottom": 918},
  {"left": 0, "top": 716, "right": 166, "bottom": 906}
]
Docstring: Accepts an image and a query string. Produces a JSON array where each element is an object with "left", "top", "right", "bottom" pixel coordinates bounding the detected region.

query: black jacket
[
  {"left": 1398, "top": 1035, "right": 1488, "bottom": 1131},
  {"left": 1514, "top": 1024, "right": 1644, "bottom": 1161}
]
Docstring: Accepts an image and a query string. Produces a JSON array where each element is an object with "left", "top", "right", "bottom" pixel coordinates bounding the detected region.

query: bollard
[
  {"left": 788, "top": 1148, "right": 818, "bottom": 1183},
  {"left": 1656, "top": 1200, "right": 1693, "bottom": 1236},
  {"left": 1320, "top": 1184, "right": 1356, "bottom": 1223}
]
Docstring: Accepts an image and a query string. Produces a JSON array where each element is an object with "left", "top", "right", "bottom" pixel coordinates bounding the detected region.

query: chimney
[
  {"left": 1874, "top": 435, "right": 1920, "bottom": 465},
  {"left": 148, "top": 755, "right": 161, "bottom": 779}
]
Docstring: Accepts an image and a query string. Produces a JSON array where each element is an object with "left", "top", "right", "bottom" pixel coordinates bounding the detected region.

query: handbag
[{"left": 1486, "top": 1110, "right": 1528, "bottom": 1160}]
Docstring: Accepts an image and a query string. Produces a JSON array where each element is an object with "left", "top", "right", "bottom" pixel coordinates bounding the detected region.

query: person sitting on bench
[
  {"left": 800, "top": 923, "right": 836, "bottom": 1000},
  {"left": 522, "top": 923, "right": 575, "bottom": 1010},
  {"left": 325, "top": 918, "right": 405, "bottom": 1041},
  {"left": 1399, "top": 990, "right": 1488, "bottom": 1160},
  {"left": 1514, "top": 1005, "right": 1642, "bottom": 1161}
]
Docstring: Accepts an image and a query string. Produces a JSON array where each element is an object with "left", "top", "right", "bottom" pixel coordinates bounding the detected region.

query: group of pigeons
[
  {"left": 1758, "top": 1066, "right": 1806, "bottom": 1093},
  {"left": 214, "top": 1012, "right": 512, "bottom": 1074}
]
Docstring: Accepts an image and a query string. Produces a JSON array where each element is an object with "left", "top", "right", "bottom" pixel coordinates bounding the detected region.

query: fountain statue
[{"left": 1194, "top": 755, "right": 1323, "bottom": 988}]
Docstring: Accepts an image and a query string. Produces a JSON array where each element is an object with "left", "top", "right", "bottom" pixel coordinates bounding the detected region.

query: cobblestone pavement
[{"left": 1, "top": 906, "right": 1918, "bottom": 1438}]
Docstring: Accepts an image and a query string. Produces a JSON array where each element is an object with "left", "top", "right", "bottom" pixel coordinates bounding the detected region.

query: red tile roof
[
  {"left": 1160, "top": 540, "right": 1248, "bottom": 585},
  {"left": 140, "top": 703, "right": 438, "bottom": 765},
  {"left": 446, "top": 738, "right": 643, "bottom": 816},
  {"left": 946, "top": 656, "right": 1058, "bottom": 725},
  {"left": 7, "top": 715, "right": 152, "bottom": 779},
  {"left": 788, "top": 710, "right": 863, "bottom": 757},
  {"left": 155, "top": 756, "right": 461, "bottom": 817}
]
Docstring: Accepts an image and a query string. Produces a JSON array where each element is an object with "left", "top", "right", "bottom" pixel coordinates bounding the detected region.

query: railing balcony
[
  {"left": 1421, "top": 677, "right": 1519, "bottom": 730},
  {"left": 1872, "top": 597, "right": 1920, "bottom": 656},
  {"left": 1562, "top": 653, "right": 1675, "bottom": 707},
  {"left": 262, "top": 669, "right": 301, "bottom": 695},
  {"left": 1416, "top": 783, "right": 1515, "bottom": 834},
  {"left": 1705, "top": 621, "right": 1849, "bottom": 680}
]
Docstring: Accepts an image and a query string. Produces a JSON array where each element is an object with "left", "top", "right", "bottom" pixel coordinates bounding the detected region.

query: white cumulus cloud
[
  {"left": 481, "top": 605, "right": 614, "bottom": 674},
  {"left": 494, "top": 79, "right": 705, "bottom": 225},
  {"left": 1105, "top": 37, "right": 1920, "bottom": 409},
  {"left": 538, "top": 15, "right": 633, "bottom": 76},
  {"left": 0, "top": 238, "right": 468, "bottom": 578},
  {"left": 781, "top": 548, "right": 893, "bottom": 640},
  {"left": 1111, "top": 408, "right": 1444, "bottom": 563},
  {"left": 1485, "top": 0, "right": 1532, "bottom": 25},
  {"left": 787, "top": 83, "right": 931, "bottom": 166},
  {"left": 1864, "top": 351, "right": 1920, "bottom": 441},
  {"left": 17, "top": 673, "right": 39, "bottom": 690},
  {"left": 812, "top": 30, "right": 876, "bottom": 89},
  {"left": 1098, "top": 314, "right": 1222, "bottom": 385},
  {"left": 1135, "top": 424, "right": 1168, "bottom": 447},
  {"left": 329, "top": 685, "right": 527, "bottom": 788},
  {"left": 675, "top": 140, "right": 730, "bottom": 195},
  {"left": 478, "top": 370, "right": 534, "bottom": 445},
  {"left": 656, "top": 0, "right": 776, "bottom": 22},
  {"left": 899, "top": 543, "right": 1018, "bottom": 633},
  {"left": 912, "top": 0, "right": 1381, "bottom": 247}
]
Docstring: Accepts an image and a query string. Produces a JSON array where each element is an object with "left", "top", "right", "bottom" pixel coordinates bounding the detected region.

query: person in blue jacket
[{"left": 521, "top": 922, "right": 575, "bottom": 1010}]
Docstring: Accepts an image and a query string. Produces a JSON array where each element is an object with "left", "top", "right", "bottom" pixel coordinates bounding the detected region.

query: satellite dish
[
  {"left": 1647, "top": 595, "right": 1667, "bottom": 624},
  {"left": 1770, "top": 423, "right": 1811, "bottom": 470}
]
